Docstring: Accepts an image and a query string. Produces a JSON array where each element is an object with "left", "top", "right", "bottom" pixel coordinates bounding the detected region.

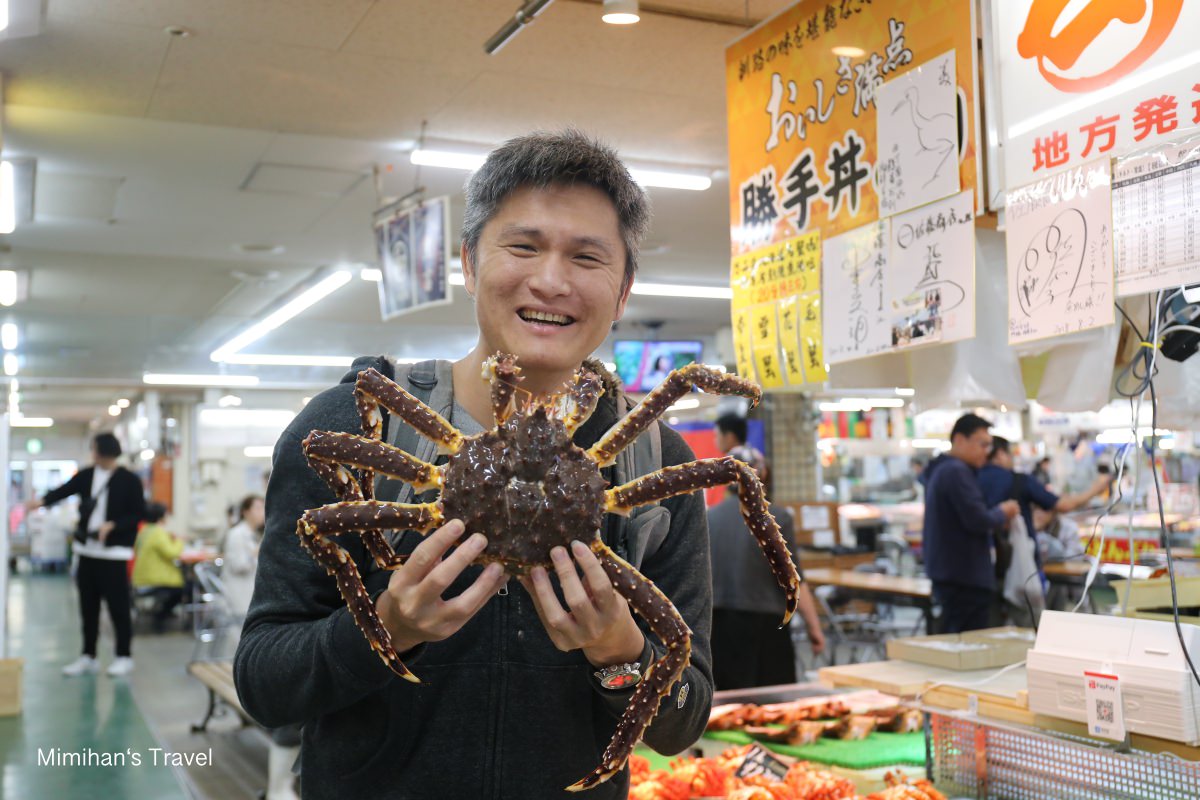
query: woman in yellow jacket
[{"left": 131, "top": 502, "right": 185, "bottom": 632}]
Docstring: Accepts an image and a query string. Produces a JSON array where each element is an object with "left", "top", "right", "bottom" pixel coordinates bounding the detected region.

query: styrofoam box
[{"left": 1026, "top": 611, "right": 1200, "bottom": 744}]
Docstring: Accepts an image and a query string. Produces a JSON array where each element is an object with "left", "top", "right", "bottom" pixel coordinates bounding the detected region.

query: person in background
[
  {"left": 131, "top": 502, "right": 186, "bottom": 632},
  {"left": 26, "top": 432, "right": 146, "bottom": 676},
  {"left": 708, "top": 445, "right": 824, "bottom": 689},
  {"left": 1033, "top": 457, "right": 1052, "bottom": 486},
  {"left": 714, "top": 413, "right": 763, "bottom": 466},
  {"left": 222, "top": 494, "right": 265, "bottom": 618},
  {"left": 920, "top": 414, "right": 1019, "bottom": 633}
]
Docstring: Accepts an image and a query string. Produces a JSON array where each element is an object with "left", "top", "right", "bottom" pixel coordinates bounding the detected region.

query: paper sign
[
  {"left": 734, "top": 744, "right": 790, "bottom": 781},
  {"left": 1113, "top": 135, "right": 1200, "bottom": 297},
  {"left": 888, "top": 189, "right": 976, "bottom": 348},
  {"left": 732, "top": 308, "right": 757, "bottom": 382},
  {"left": 811, "top": 530, "right": 837, "bottom": 548},
  {"left": 799, "top": 505, "right": 831, "bottom": 530},
  {"left": 372, "top": 196, "right": 452, "bottom": 321},
  {"left": 776, "top": 295, "right": 806, "bottom": 385},
  {"left": 1005, "top": 160, "right": 1115, "bottom": 344},
  {"left": 1084, "top": 670, "right": 1125, "bottom": 741},
  {"left": 876, "top": 50, "right": 961, "bottom": 217},
  {"left": 750, "top": 303, "right": 786, "bottom": 389},
  {"left": 798, "top": 292, "right": 827, "bottom": 382},
  {"left": 822, "top": 220, "right": 891, "bottom": 364}
]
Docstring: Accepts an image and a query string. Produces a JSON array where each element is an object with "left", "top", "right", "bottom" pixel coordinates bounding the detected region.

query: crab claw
[{"left": 566, "top": 766, "right": 618, "bottom": 793}]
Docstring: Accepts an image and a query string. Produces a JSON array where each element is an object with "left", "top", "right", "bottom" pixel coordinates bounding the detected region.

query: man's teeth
[{"left": 521, "top": 310, "right": 572, "bottom": 325}]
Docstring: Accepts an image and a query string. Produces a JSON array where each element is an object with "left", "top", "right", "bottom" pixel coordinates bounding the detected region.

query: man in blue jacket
[{"left": 920, "top": 414, "right": 1018, "bottom": 633}]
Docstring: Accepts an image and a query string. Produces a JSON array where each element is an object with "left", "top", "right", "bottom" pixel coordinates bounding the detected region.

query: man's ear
[
  {"left": 460, "top": 242, "right": 477, "bottom": 297},
  {"left": 613, "top": 271, "right": 633, "bottom": 322}
]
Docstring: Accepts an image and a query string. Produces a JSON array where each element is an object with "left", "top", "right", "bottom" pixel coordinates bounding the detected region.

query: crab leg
[
  {"left": 306, "top": 458, "right": 408, "bottom": 571},
  {"left": 483, "top": 352, "right": 524, "bottom": 426},
  {"left": 297, "top": 500, "right": 443, "bottom": 681},
  {"left": 304, "top": 430, "right": 442, "bottom": 492},
  {"left": 587, "top": 365, "right": 760, "bottom": 467},
  {"left": 560, "top": 367, "right": 604, "bottom": 434},
  {"left": 568, "top": 542, "right": 691, "bottom": 793},
  {"left": 606, "top": 456, "right": 801, "bottom": 625},
  {"left": 356, "top": 367, "right": 464, "bottom": 455}
]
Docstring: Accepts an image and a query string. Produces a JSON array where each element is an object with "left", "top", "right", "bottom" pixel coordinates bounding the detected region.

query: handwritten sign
[
  {"left": 799, "top": 292, "right": 827, "bottom": 381},
  {"left": 750, "top": 303, "right": 786, "bottom": 389},
  {"left": 888, "top": 189, "right": 976, "bottom": 348},
  {"left": 1113, "top": 135, "right": 1200, "bottom": 297},
  {"left": 822, "top": 219, "right": 891, "bottom": 364},
  {"left": 732, "top": 308, "right": 757, "bottom": 381},
  {"left": 876, "top": 50, "right": 961, "bottom": 217},
  {"left": 1005, "top": 160, "right": 1115, "bottom": 345},
  {"left": 776, "top": 295, "right": 807, "bottom": 385}
]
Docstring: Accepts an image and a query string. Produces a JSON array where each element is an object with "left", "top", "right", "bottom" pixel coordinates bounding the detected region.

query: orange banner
[{"left": 726, "top": 0, "right": 979, "bottom": 252}]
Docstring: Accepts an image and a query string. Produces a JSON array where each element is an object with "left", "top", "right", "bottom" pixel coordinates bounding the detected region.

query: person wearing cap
[
  {"left": 708, "top": 416, "right": 824, "bottom": 688},
  {"left": 27, "top": 432, "right": 146, "bottom": 676}
]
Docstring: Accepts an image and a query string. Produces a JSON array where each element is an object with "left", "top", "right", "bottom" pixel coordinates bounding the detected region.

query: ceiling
[{"left": 0, "top": 0, "right": 799, "bottom": 429}]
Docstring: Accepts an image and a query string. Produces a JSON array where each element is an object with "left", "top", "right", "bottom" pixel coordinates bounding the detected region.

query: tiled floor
[{"left": 0, "top": 572, "right": 271, "bottom": 800}]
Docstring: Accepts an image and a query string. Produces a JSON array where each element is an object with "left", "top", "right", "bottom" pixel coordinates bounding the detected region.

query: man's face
[
  {"left": 714, "top": 429, "right": 737, "bottom": 454},
  {"left": 990, "top": 448, "right": 1014, "bottom": 470},
  {"left": 463, "top": 184, "right": 630, "bottom": 378},
  {"left": 955, "top": 428, "right": 993, "bottom": 469}
]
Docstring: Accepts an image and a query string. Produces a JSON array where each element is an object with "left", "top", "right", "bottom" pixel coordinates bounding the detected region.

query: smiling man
[{"left": 234, "top": 130, "right": 714, "bottom": 800}]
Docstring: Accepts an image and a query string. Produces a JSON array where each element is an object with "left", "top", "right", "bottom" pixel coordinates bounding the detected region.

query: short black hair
[
  {"left": 715, "top": 414, "right": 748, "bottom": 445},
  {"left": 988, "top": 435, "right": 1011, "bottom": 460},
  {"left": 144, "top": 502, "right": 168, "bottom": 523},
  {"left": 950, "top": 413, "right": 992, "bottom": 441},
  {"left": 93, "top": 432, "right": 122, "bottom": 458},
  {"left": 239, "top": 494, "right": 263, "bottom": 519}
]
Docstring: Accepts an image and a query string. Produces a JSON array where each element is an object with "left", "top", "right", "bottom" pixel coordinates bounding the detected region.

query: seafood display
[{"left": 296, "top": 353, "right": 804, "bottom": 791}]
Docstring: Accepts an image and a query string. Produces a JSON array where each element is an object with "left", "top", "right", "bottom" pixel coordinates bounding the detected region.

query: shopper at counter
[
  {"left": 26, "top": 432, "right": 146, "bottom": 676},
  {"left": 235, "top": 130, "right": 713, "bottom": 799},
  {"left": 131, "top": 502, "right": 185, "bottom": 632},
  {"left": 708, "top": 444, "right": 824, "bottom": 689},
  {"left": 221, "top": 494, "right": 264, "bottom": 618},
  {"left": 920, "top": 414, "right": 1018, "bottom": 633}
]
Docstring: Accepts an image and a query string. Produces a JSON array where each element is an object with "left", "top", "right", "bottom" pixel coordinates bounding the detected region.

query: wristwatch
[{"left": 594, "top": 661, "right": 642, "bottom": 691}]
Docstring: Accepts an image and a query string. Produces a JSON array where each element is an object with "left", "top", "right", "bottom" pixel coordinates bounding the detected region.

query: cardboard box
[
  {"left": 1109, "top": 576, "right": 1200, "bottom": 626},
  {"left": 886, "top": 627, "right": 1034, "bottom": 671},
  {"left": 0, "top": 659, "right": 23, "bottom": 717}
]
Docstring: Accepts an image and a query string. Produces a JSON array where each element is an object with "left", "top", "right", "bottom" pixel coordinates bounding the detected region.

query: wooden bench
[{"left": 188, "top": 659, "right": 255, "bottom": 733}]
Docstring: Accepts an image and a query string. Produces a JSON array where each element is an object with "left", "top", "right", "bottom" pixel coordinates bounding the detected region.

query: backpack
[{"left": 366, "top": 357, "right": 668, "bottom": 571}]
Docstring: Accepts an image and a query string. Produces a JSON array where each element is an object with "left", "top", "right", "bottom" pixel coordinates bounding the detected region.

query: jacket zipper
[{"left": 490, "top": 580, "right": 510, "bottom": 799}]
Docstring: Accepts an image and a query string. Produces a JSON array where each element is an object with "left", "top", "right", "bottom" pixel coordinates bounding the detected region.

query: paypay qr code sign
[{"left": 1084, "top": 671, "right": 1125, "bottom": 741}]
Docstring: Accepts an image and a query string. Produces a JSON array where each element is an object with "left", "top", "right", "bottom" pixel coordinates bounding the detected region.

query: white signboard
[
  {"left": 1005, "top": 159, "right": 1115, "bottom": 344},
  {"left": 990, "top": 0, "right": 1200, "bottom": 192},
  {"left": 876, "top": 49, "right": 961, "bottom": 217},
  {"left": 888, "top": 189, "right": 976, "bottom": 348},
  {"left": 372, "top": 196, "right": 452, "bottom": 321},
  {"left": 822, "top": 219, "right": 891, "bottom": 364},
  {"left": 1113, "top": 135, "right": 1200, "bottom": 297}
]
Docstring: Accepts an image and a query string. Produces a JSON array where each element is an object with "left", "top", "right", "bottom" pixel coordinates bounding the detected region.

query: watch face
[{"left": 600, "top": 670, "right": 639, "bottom": 690}]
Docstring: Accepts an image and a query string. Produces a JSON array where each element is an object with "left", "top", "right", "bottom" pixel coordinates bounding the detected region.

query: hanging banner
[
  {"left": 989, "top": 0, "right": 1200, "bottom": 193},
  {"left": 372, "top": 196, "right": 452, "bottom": 321},
  {"left": 726, "top": 0, "right": 979, "bottom": 250},
  {"left": 822, "top": 218, "right": 891, "bottom": 364},
  {"left": 1005, "top": 159, "right": 1115, "bottom": 344}
]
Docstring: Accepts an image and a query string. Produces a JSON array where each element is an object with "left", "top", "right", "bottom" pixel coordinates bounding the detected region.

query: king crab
[{"left": 296, "top": 353, "right": 803, "bottom": 791}]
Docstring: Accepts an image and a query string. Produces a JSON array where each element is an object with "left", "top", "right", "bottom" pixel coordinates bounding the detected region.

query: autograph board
[{"left": 1004, "top": 159, "right": 1114, "bottom": 345}]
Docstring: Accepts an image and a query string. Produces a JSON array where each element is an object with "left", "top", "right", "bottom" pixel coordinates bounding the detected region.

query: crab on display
[{"left": 295, "top": 353, "right": 804, "bottom": 791}]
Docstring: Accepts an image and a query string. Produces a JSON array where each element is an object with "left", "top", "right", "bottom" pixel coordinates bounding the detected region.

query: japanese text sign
[
  {"left": 991, "top": 0, "right": 1200, "bottom": 191},
  {"left": 726, "top": 0, "right": 979, "bottom": 251}
]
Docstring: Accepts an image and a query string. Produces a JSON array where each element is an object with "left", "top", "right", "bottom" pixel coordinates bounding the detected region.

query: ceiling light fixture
[
  {"left": 484, "top": 0, "right": 556, "bottom": 55},
  {"left": 116, "top": 398, "right": 130, "bottom": 409},
  {"left": 217, "top": 394, "right": 243, "bottom": 407},
  {"left": 211, "top": 268, "right": 353, "bottom": 362},
  {"left": 0, "top": 271, "right": 18, "bottom": 307},
  {"left": 831, "top": 45, "right": 865, "bottom": 58},
  {"left": 10, "top": 415, "right": 52, "bottom": 428},
  {"left": 2, "top": 352, "right": 15, "bottom": 376},
  {"left": 630, "top": 282, "right": 732, "bottom": 300},
  {"left": 667, "top": 397, "right": 701, "bottom": 411},
  {"left": 144, "top": 373, "right": 260, "bottom": 387},
  {"left": 0, "top": 322, "right": 16, "bottom": 350},
  {"left": 602, "top": 0, "right": 639, "bottom": 24},
  {"left": 244, "top": 445, "right": 275, "bottom": 458},
  {"left": 108, "top": 404, "right": 121, "bottom": 416},
  {"left": 199, "top": 408, "right": 296, "bottom": 428},
  {"left": 0, "top": 162, "right": 15, "bottom": 234},
  {"left": 220, "top": 353, "right": 354, "bottom": 368}
]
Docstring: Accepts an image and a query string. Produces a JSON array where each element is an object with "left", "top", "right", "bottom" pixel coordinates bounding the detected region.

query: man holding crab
[{"left": 235, "top": 130, "right": 718, "bottom": 799}]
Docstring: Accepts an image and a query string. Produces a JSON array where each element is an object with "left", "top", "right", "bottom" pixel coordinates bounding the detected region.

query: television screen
[{"left": 613, "top": 340, "right": 704, "bottom": 393}]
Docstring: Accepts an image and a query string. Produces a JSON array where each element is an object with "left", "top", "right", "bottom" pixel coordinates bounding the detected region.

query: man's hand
[
  {"left": 999, "top": 500, "right": 1020, "bottom": 520},
  {"left": 808, "top": 624, "right": 826, "bottom": 655},
  {"left": 522, "top": 540, "right": 644, "bottom": 668},
  {"left": 97, "top": 520, "right": 115, "bottom": 543},
  {"left": 1090, "top": 473, "right": 1114, "bottom": 496},
  {"left": 375, "top": 519, "right": 509, "bottom": 655},
  {"left": 23, "top": 498, "right": 42, "bottom": 512}
]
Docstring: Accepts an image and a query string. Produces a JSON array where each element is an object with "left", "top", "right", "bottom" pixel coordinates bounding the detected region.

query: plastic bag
[{"left": 1002, "top": 514, "right": 1045, "bottom": 617}]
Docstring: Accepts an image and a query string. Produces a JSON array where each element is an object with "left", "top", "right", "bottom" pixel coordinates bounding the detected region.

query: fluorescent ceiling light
[
  {"left": 217, "top": 394, "right": 242, "bottom": 407},
  {"left": 199, "top": 408, "right": 295, "bottom": 428},
  {"left": 0, "top": 0, "right": 8, "bottom": 32},
  {"left": 0, "top": 162, "right": 14, "bottom": 235},
  {"left": 11, "top": 415, "right": 52, "bottom": 428},
  {"left": 0, "top": 271, "right": 17, "bottom": 307},
  {"left": 3, "top": 353, "right": 16, "bottom": 376},
  {"left": 410, "top": 148, "right": 710, "bottom": 191},
  {"left": 1007, "top": 49, "right": 1200, "bottom": 139},
  {"left": 819, "top": 397, "right": 905, "bottom": 412},
  {"left": 244, "top": 445, "right": 275, "bottom": 458},
  {"left": 116, "top": 398, "right": 130, "bottom": 408},
  {"left": 602, "top": 0, "right": 639, "bottom": 24},
  {"left": 140, "top": 449, "right": 155, "bottom": 461},
  {"left": 895, "top": 387, "right": 915, "bottom": 396},
  {"left": 667, "top": 397, "right": 701, "bottom": 411},
  {"left": 220, "top": 353, "right": 354, "bottom": 368},
  {"left": 360, "top": 267, "right": 382, "bottom": 281},
  {"left": 1095, "top": 427, "right": 1172, "bottom": 444},
  {"left": 211, "top": 269, "right": 353, "bottom": 361},
  {"left": 144, "top": 373, "right": 260, "bottom": 387},
  {"left": 630, "top": 282, "right": 732, "bottom": 300},
  {"left": 0, "top": 323, "right": 16, "bottom": 350},
  {"left": 107, "top": 404, "right": 121, "bottom": 416},
  {"left": 831, "top": 45, "right": 865, "bottom": 58}
]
